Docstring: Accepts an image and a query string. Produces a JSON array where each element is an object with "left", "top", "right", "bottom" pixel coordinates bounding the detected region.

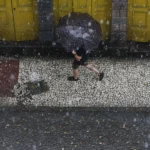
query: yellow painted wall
[
  {"left": 0, "top": 0, "right": 38, "bottom": 41},
  {"left": 0, "top": 0, "right": 15, "bottom": 41},
  {"left": 128, "top": 0, "right": 150, "bottom": 42}
]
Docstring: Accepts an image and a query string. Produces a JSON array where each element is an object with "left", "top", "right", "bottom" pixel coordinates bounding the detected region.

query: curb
[{"left": 0, "top": 106, "right": 150, "bottom": 113}]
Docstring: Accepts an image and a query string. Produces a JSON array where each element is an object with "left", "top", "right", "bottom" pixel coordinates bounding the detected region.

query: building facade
[{"left": 0, "top": 0, "right": 150, "bottom": 44}]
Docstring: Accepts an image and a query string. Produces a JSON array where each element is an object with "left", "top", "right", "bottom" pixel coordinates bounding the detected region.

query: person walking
[{"left": 68, "top": 46, "right": 104, "bottom": 81}]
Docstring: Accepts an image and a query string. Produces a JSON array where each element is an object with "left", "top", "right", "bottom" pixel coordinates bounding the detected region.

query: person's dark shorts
[{"left": 72, "top": 60, "right": 88, "bottom": 69}]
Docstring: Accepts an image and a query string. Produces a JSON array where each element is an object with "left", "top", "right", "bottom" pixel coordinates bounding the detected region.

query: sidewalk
[{"left": 0, "top": 56, "right": 150, "bottom": 107}]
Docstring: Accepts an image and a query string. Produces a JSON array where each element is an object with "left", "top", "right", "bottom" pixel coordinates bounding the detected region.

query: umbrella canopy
[{"left": 56, "top": 12, "right": 102, "bottom": 53}]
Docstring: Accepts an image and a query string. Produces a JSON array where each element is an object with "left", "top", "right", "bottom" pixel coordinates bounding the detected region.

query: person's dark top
[{"left": 75, "top": 47, "right": 88, "bottom": 63}]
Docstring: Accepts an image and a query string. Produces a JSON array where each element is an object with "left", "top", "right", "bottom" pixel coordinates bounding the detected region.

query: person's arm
[{"left": 72, "top": 50, "right": 82, "bottom": 61}]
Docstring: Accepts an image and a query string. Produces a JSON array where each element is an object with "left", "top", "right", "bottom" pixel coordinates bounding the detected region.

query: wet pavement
[{"left": 0, "top": 108, "right": 150, "bottom": 150}]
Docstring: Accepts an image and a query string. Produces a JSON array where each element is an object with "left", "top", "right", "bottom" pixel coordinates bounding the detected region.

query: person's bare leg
[
  {"left": 73, "top": 69, "right": 79, "bottom": 79},
  {"left": 86, "top": 64, "right": 100, "bottom": 75}
]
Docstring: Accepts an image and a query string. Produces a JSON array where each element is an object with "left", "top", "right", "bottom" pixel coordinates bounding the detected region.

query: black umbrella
[{"left": 56, "top": 12, "right": 102, "bottom": 53}]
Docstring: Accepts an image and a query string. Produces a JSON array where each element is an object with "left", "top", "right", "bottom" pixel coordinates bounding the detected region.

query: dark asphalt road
[{"left": 0, "top": 108, "right": 150, "bottom": 150}]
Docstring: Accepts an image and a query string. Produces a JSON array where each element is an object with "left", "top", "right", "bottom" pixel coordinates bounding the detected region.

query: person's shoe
[
  {"left": 68, "top": 76, "right": 79, "bottom": 81},
  {"left": 99, "top": 72, "right": 104, "bottom": 81}
]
